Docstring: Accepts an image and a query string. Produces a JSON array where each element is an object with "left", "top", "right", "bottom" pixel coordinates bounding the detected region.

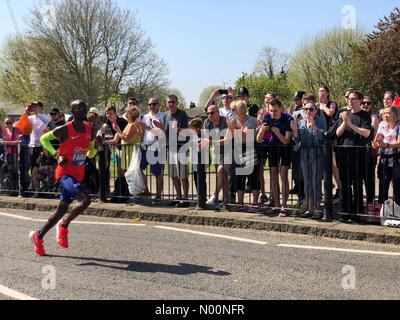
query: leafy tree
[
  {"left": 235, "top": 73, "right": 292, "bottom": 108},
  {"left": 351, "top": 7, "right": 400, "bottom": 102},
  {"left": 288, "top": 27, "right": 365, "bottom": 104}
]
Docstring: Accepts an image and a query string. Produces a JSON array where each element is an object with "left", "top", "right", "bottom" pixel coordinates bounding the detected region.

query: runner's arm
[{"left": 40, "top": 131, "right": 58, "bottom": 156}]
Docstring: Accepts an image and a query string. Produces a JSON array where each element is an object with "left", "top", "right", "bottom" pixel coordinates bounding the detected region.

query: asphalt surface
[{"left": 1, "top": 208, "right": 400, "bottom": 300}]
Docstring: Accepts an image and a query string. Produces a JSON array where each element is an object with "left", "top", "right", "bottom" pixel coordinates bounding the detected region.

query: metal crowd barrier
[{"left": 1, "top": 140, "right": 395, "bottom": 222}]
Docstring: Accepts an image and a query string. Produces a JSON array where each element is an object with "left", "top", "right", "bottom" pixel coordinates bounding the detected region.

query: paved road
[{"left": 1, "top": 208, "right": 400, "bottom": 300}]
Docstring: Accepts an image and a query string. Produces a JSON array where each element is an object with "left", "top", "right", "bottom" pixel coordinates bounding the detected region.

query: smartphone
[{"left": 219, "top": 89, "right": 229, "bottom": 95}]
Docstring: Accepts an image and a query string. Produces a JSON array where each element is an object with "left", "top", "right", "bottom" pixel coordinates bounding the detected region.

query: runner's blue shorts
[{"left": 58, "top": 175, "right": 87, "bottom": 203}]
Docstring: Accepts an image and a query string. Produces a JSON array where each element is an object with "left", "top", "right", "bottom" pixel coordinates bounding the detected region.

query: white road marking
[
  {"left": 0, "top": 284, "right": 38, "bottom": 300},
  {"left": 0, "top": 212, "right": 146, "bottom": 227},
  {"left": 0, "top": 212, "right": 33, "bottom": 220},
  {"left": 278, "top": 244, "right": 400, "bottom": 257},
  {"left": 154, "top": 226, "right": 268, "bottom": 245}
]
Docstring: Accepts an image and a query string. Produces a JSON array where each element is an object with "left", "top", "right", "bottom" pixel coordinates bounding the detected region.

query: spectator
[
  {"left": 45, "top": 108, "right": 66, "bottom": 150},
  {"left": 189, "top": 118, "right": 207, "bottom": 199},
  {"left": 288, "top": 91, "right": 306, "bottom": 115},
  {"left": 229, "top": 100, "right": 260, "bottom": 212},
  {"left": 256, "top": 92, "right": 276, "bottom": 205},
  {"left": 28, "top": 101, "right": 51, "bottom": 197},
  {"left": 87, "top": 107, "right": 103, "bottom": 132},
  {"left": 108, "top": 106, "right": 142, "bottom": 174},
  {"left": 237, "top": 87, "right": 259, "bottom": 118},
  {"left": 289, "top": 91, "right": 308, "bottom": 203},
  {"left": 140, "top": 97, "right": 165, "bottom": 204},
  {"left": 203, "top": 105, "right": 229, "bottom": 205},
  {"left": 257, "top": 99, "right": 294, "bottom": 217},
  {"left": 295, "top": 102, "right": 327, "bottom": 219},
  {"left": 373, "top": 106, "right": 400, "bottom": 206},
  {"left": 14, "top": 106, "right": 33, "bottom": 193},
  {"left": 361, "top": 96, "right": 380, "bottom": 211},
  {"left": 204, "top": 87, "right": 235, "bottom": 120},
  {"left": 46, "top": 108, "right": 66, "bottom": 131},
  {"left": 84, "top": 110, "right": 104, "bottom": 194},
  {"left": 336, "top": 90, "right": 372, "bottom": 220},
  {"left": 317, "top": 86, "right": 338, "bottom": 129},
  {"left": 378, "top": 91, "right": 396, "bottom": 121},
  {"left": 154, "top": 94, "right": 190, "bottom": 208},
  {"left": 0, "top": 118, "right": 22, "bottom": 192},
  {"left": 102, "top": 104, "right": 129, "bottom": 201}
]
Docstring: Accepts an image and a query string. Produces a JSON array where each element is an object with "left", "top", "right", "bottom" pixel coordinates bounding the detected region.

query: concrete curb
[{"left": 1, "top": 197, "right": 400, "bottom": 246}]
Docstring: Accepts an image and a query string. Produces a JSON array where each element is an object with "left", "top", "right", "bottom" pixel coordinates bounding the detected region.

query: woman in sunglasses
[{"left": 295, "top": 103, "right": 327, "bottom": 219}]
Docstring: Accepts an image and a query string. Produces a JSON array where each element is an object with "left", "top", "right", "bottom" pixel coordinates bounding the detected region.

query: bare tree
[
  {"left": 28, "top": 0, "right": 168, "bottom": 106},
  {"left": 254, "top": 45, "right": 290, "bottom": 78}
]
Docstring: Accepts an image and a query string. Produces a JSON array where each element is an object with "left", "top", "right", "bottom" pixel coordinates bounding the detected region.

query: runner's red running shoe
[
  {"left": 56, "top": 220, "right": 69, "bottom": 248},
  {"left": 29, "top": 231, "right": 46, "bottom": 256}
]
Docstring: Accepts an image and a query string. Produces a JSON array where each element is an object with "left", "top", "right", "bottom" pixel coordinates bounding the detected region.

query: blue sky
[{"left": 0, "top": 0, "right": 399, "bottom": 104}]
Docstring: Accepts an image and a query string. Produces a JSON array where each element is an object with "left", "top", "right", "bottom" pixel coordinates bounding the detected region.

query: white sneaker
[{"left": 206, "top": 194, "right": 218, "bottom": 205}]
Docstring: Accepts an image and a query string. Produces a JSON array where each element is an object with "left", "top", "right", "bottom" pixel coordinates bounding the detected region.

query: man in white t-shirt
[
  {"left": 139, "top": 97, "right": 165, "bottom": 204},
  {"left": 28, "top": 102, "right": 51, "bottom": 197}
]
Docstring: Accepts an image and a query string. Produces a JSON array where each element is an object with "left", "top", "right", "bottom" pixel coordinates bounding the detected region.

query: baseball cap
[
  {"left": 50, "top": 108, "right": 60, "bottom": 114},
  {"left": 294, "top": 91, "right": 306, "bottom": 100},
  {"left": 88, "top": 107, "right": 100, "bottom": 116},
  {"left": 237, "top": 87, "right": 249, "bottom": 97}
]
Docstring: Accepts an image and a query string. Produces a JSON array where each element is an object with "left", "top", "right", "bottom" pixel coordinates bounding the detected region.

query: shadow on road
[{"left": 47, "top": 255, "right": 231, "bottom": 276}]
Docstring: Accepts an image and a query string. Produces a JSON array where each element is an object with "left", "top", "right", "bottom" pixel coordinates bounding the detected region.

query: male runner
[{"left": 29, "top": 100, "right": 99, "bottom": 256}]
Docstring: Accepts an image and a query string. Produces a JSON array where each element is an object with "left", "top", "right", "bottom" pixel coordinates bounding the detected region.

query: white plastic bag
[
  {"left": 124, "top": 145, "right": 145, "bottom": 197},
  {"left": 380, "top": 199, "right": 400, "bottom": 228}
]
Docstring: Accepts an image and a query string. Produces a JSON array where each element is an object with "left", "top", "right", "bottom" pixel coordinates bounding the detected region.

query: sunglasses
[
  {"left": 223, "top": 96, "right": 233, "bottom": 100},
  {"left": 363, "top": 102, "right": 372, "bottom": 106},
  {"left": 5, "top": 122, "right": 12, "bottom": 125},
  {"left": 148, "top": 103, "right": 158, "bottom": 107},
  {"left": 207, "top": 111, "right": 217, "bottom": 116},
  {"left": 303, "top": 108, "right": 315, "bottom": 112},
  {"left": 50, "top": 113, "right": 58, "bottom": 116}
]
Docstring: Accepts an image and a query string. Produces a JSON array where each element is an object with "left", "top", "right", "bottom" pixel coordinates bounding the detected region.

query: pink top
[{"left": 2, "top": 127, "right": 21, "bottom": 155}]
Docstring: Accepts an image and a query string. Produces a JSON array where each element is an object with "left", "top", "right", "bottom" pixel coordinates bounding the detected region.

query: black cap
[
  {"left": 50, "top": 108, "right": 60, "bottom": 114},
  {"left": 294, "top": 91, "right": 306, "bottom": 100},
  {"left": 237, "top": 87, "right": 249, "bottom": 97}
]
